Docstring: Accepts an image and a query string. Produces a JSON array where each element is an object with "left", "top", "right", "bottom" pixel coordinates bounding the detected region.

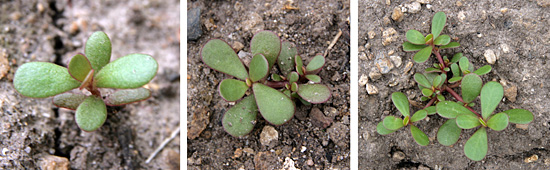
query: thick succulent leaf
[
  {"left": 437, "top": 119, "right": 461, "bottom": 146},
  {"left": 459, "top": 57, "right": 469, "bottom": 73},
  {"left": 436, "top": 101, "right": 476, "bottom": 118},
  {"left": 271, "top": 74, "right": 283, "bottom": 81},
  {"left": 451, "top": 53, "right": 463, "bottom": 63},
  {"left": 449, "top": 76, "right": 462, "bottom": 83},
  {"left": 421, "top": 88, "right": 433, "bottom": 97},
  {"left": 433, "top": 34, "right": 451, "bottom": 46},
  {"left": 468, "top": 62, "right": 475, "bottom": 73},
  {"left": 425, "top": 34, "right": 434, "bottom": 43},
  {"left": 451, "top": 63, "right": 460, "bottom": 76},
  {"left": 105, "top": 88, "right": 151, "bottom": 106},
  {"left": 431, "top": 12, "right": 446, "bottom": 39},
  {"left": 222, "top": 95, "right": 258, "bottom": 137},
  {"left": 414, "top": 73, "right": 432, "bottom": 89},
  {"left": 297, "top": 84, "right": 331, "bottom": 104},
  {"left": 425, "top": 67, "right": 441, "bottom": 73},
  {"left": 305, "top": 74, "right": 321, "bottom": 83},
  {"left": 253, "top": 83, "right": 294, "bottom": 125},
  {"left": 377, "top": 121, "right": 396, "bottom": 135},
  {"left": 288, "top": 72, "right": 299, "bottom": 83},
  {"left": 382, "top": 116, "right": 404, "bottom": 130},
  {"left": 290, "top": 82, "right": 298, "bottom": 92},
  {"left": 410, "top": 125, "right": 429, "bottom": 146},
  {"left": 14, "top": 62, "right": 81, "bottom": 98},
  {"left": 440, "top": 42, "right": 460, "bottom": 49},
  {"left": 461, "top": 74, "right": 482, "bottom": 103},
  {"left": 413, "top": 46, "right": 433, "bottom": 63},
  {"left": 391, "top": 92, "right": 410, "bottom": 117},
  {"left": 94, "top": 54, "right": 158, "bottom": 89},
  {"left": 487, "top": 113, "right": 509, "bottom": 131},
  {"left": 75, "top": 96, "right": 107, "bottom": 132},
  {"left": 504, "top": 109, "right": 534, "bottom": 124},
  {"left": 249, "top": 54, "right": 269, "bottom": 82},
  {"left": 410, "top": 110, "right": 427, "bottom": 122},
  {"left": 250, "top": 31, "right": 281, "bottom": 69},
  {"left": 403, "top": 42, "right": 427, "bottom": 51},
  {"left": 425, "top": 106, "right": 436, "bottom": 115},
  {"left": 474, "top": 65, "right": 492, "bottom": 76},
  {"left": 295, "top": 55, "right": 304, "bottom": 75},
  {"left": 406, "top": 30, "right": 426, "bottom": 45},
  {"left": 278, "top": 41, "right": 297, "bottom": 76},
  {"left": 464, "top": 127, "right": 488, "bottom": 161},
  {"left": 201, "top": 39, "right": 248, "bottom": 80},
  {"left": 305, "top": 55, "right": 325, "bottom": 73},
  {"left": 219, "top": 79, "right": 248, "bottom": 101},
  {"left": 437, "top": 94, "right": 445, "bottom": 101},
  {"left": 432, "top": 75, "right": 442, "bottom": 88},
  {"left": 68, "top": 53, "right": 92, "bottom": 82},
  {"left": 85, "top": 31, "right": 112, "bottom": 72},
  {"left": 480, "top": 82, "right": 503, "bottom": 119},
  {"left": 53, "top": 93, "right": 87, "bottom": 110},
  {"left": 456, "top": 114, "right": 481, "bottom": 129}
]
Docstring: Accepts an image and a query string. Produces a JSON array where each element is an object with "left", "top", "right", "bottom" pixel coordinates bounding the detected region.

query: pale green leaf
[
  {"left": 437, "top": 119, "right": 461, "bottom": 146},
  {"left": 253, "top": 83, "right": 294, "bottom": 125},
  {"left": 431, "top": 12, "right": 447, "bottom": 39},
  {"left": 383, "top": 116, "right": 404, "bottom": 130},
  {"left": 75, "top": 96, "right": 107, "bottom": 132},
  {"left": 201, "top": 39, "right": 248, "bottom": 80},
  {"left": 392, "top": 92, "right": 410, "bottom": 117},
  {"left": 480, "top": 82, "right": 503, "bottom": 119},
  {"left": 297, "top": 84, "right": 331, "bottom": 104},
  {"left": 403, "top": 42, "right": 427, "bottom": 51},
  {"left": 504, "top": 109, "right": 534, "bottom": 124},
  {"left": 456, "top": 114, "right": 481, "bottom": 129},
  {"left": 68, "top": 53, "right": 92, "bottom": 82},
  {"left": 377, "top": 121, "right": 396, "bottom": 135},
  {"left": 413, "top": 46, "right": 433, "bottom": 63},
  {"left": 406, "top": 30, "right": 426, "bottom": 45},
  {"left": 461, "top": 74, "right": 482, "bottom": 103},
  {"left": 222, "top": 95, "right": 258, "bottom": 137},
  {"left": 14, "top": 62, "right": 81, "bottom": 98},
  {"left": 94, "top": 54, "right": 158, "bottom": 89},
  {"left": 85, "top": 31, "right": 112, "bottom": 72},
  {"left": 250, "top": 31, "right": 281, "bottom": 69},
  {"left": 410, "top": 125, "right": 429, "bottom": 146},
  {"left": 436, "top": 101, "right": 476, "bottom": 118},
  {"left": 53, "top": 93, "right": 87, "bottom": 110},
  {"left": 464, "top": 127, "right": 488, "bottom": 161},
  {"left": 487, "top": 112, "right": 509, "bottom": 131},
  {"left": 249, "top": 54, "right": 269, "bottom": 82},
  {"left": 105, "top": 88, "right": 151, "bottom": 106},
  {"left": 278, "top": 41, "right": 297, "bottom": 76}
]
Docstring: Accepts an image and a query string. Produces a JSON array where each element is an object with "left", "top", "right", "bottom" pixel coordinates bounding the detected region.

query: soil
[
  {"left": 1, "top": 0, "right": 180, "bottom": 169},
  {"left": 359, "top": 0, "right": 550, "bottom": 169},
  {"left": 187, "top": 0, "right": 350, "bottom": 169}
]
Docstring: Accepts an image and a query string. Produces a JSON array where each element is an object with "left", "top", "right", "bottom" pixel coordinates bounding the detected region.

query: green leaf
[
  {"left": 410, "top": 125, "right": 429, "bottom": 146},
  {"left": 53, "top": 93, "right": 87, "bottom": 110},
  {"left": 278, "top": 41, "right": 297, "bottom": 76},
  {"left": 377, "top": 121, "right": 397, "bottom": 135},
  {"left": 461, "top": 74, "right": 482, "bottom": 103},
  {"left": 105, "top": 88, "right": 151, "bottom": 106},
  {"left": 288, "top": 72, "right": 299, "bottom": 83},
  {"left": 474, "top": 65, "right": 492, "bottom": 76},
  {"left": 403, "top": 42, "right": 427, "bottom": 51},
  {"left": 451, "top": 53, "right": 463, "bottom": 63},
  {"left": 425, "top": 106, "right": 436, "bottom": 115},
  {"left": 411, "top": 110, "right": 427, "bottom": 122},
  {"left": 414, "top": 73, "right": 432, "bottom": 89},
  {"left": 413, "top": 46, "right": 433, "bottom": 63},
  {"left": 451, "top": 63, "right": 460, "bottom": 76},
  {"left": 425, "top": 34, "right": 434, "bottom": 43},
  {"left": 249, "top": 54, "right": 269, "bottom": 82},
  {"left": 250, "top": 31, "right": 281, "bottom": 69},
  {"left": 431, "top": 12, "right": 447, "bottom": 39},
  {"left": 218, "top": 79, "right": 249, "bottom": 102},
  {"left": 487, "top": 112, "right": 509, "bottom": 131},
  {"left": 406, "top": 30, "right": 426, "bottom": 45},
  {"left": 421, "top": 88, "right": 433, "bottom": 97},
  {"left": 449, "top": 76, "right": 462, "bottom": 83},
  {"left": 437, "top": 94, "right": 445, "bottom": 101},
  {"left": 306, "top": 55, "right": 325, "bottom": 73},
  {"left": 201, "top": 39, "right": 248, "bottom": 80},
  {"left": 94, "top": 54, "right": 158, "bottom": 89},
  {"left": 456, "top": 114, "right": 481, "bottom": 129},
  {"left": 383, "top": 116, "right": 404, "bottom": 130},
  {"left": 75, "top": 96, "right": 107, "bottom": 132},
  {"left": 68, "top": 53, "right": 92, "bottom": 82},
  {"left": 391, "top": 92, "right": 410, "bottom": 117},
  {"left": 222, "top": 95, "right": 258, "bottom": 137},
  {"left": 295, "top": 55, "right": 304, "bottom": 75},
  {"left": 504, "top": 109, "right": 534, "bottom": 124},
  {"left": 464, "top": 127, "right": 488, "bottom": 161},
  {"left": 271, "top": 74, "right": 283, "bottom": 81},
  {"left": 290, "top": 82, "right": 298, "bottom": 92},
  {"left": 459, "top": 57, "right": 469, "bottom": 73},
  {"left": 425, "top": 67, "right": 441, "bottom": 73},
  {"left": 305, "top": 74, "right": 321, "bottom": 83},
  {"left": 480, "top": 82, "right": 503, "bottom": 119},
  {"left": 438, "top": 74, "right": 447, "bottom": 88},
  {"left": 437, "top": 119, "right": 461, "bottom": 146},
  {"left": 297, "top": 84, "right": 331, "bottom": 104},
  {"left": 440, "top": 42, "right": 460, "bottom": 49},
  {"left": 14, "top": 62, "right": 81, "bottom": 98},
  {"left": 85, "top": 31, "right": 112, "bottom": 72},
  {"left": 433, "top": 34, "right": 451, "bottom": 46},
  {"left": 432, "top": 75, "right": 442, "bottom": 88},
  {"left": 253, "top": 83, "right": 294, "bottom": 125},
  {"left": 436, "top": 101, "right": 476, "bottom": 119}
]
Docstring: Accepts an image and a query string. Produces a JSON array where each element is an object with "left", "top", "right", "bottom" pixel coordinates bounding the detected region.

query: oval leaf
[
  {"left": 434, "top": 34, "right": 451, "bottom": 46},
  {"left": 410, "top": 125, "right": 429, "bottom": 146},
  {"left": 437, "top": 119, "right": 461, "bottom": 146},
  {"left": 406, "top": 30, "right": 426, "bottom": 45},
  {"left": 297, "top": 84, "right": 331, "bottom": 104},
  {"left": 413, "top": 46, "right": 433, "bottom": 63},
  {"left": 105, "top": 88, "right": 151, "bottom": 106},
  {"left": 459, "top": 57, "right": 469, "bottom": 73},
  {"left": 249, "top": 54, "right": 269, "bottom": 82},
  {"left": 288, "top": 72, "right": 299, "bottom": 83},
  {"left": 480, "top": 82, "right": 503, "bottom": 119},
  {"left": 85, "top": 31, "right": 112, "bottom": 72},
  {"left": 391, "top": 92, "right": 410, "bottom": 117},
  {"left": 75, "top": 96, "right": 107, "bottom": 132},
  {"left": 201, "top": 39, "right": 248, "bottom": 80},
  {"left": 461, "top": 74, "right": 482, "bottom": 103},
  {"left": 432, "top": 75, "right": 442, "bottom": 88},
  {"left": 306, "top": 55, "right": 325, "bottom": 73},
  {"left": 94, "top": 54, "right": 158, "bottom": 89},
  {"left": 305, "top": 74, "right": 321, "bottom": 83},
  {"left": 382, "top": 116, "right": 404, "bottom": 130},
  {"left": 421, "top": 88, "right": 433, "bottom": 97},
  {"left": 456, "top": 114, "right": 481, "bottom": 129},
  {"left": 474, "top": 65, "right": 492, "bottom": 76},
  {"left": 440, "top": 42, "right": 460, "bottom": 49},
  {"left": 253, "top": 83, "right": 294, "bottom": 125},
  {"left": 222, "top": 95, "right": 258, "bottom": 137},
  {"left": 403, "top": 42, "right": 427, "bottom": 52},
  {"left": 431, "top": 12, "right": 447, "bottom": 39},
  {"left": 278, "top": 41, "right": 297, "bottom": 76},
  {"left": 487, "top": 112, "right": 509, "bottom": 131},
  {"left": 451, "top": 63, "right": 460, "bottom": 77},
  {"left": 414, "top": 73, "right": 432, "bottom": 89},
  {"left": 436, "top": 101, "right": 476, "bottom": 119},
  {"left": 410, "top": 110, "right": 427, "bottom": 122},
  {"left": 464, "top": 127, "right": 488, "bottom": 161},
  {"left": 53, "top": 93, "right": 87, "bottom": 110},
  {"left": 295, "top": 55, "right": 304, "bottom": 75},
  {"left": 377, "top": 121, "right": 396, "bottom": 135},
  {"left": 219, "top": 79, "right": 249, "bottom": 102},
  {"left": 425, "top": 106, "right": 437, "bottom": 115},
  {"left": 14, "top": 62, "right": 81, "bottom": 98},
  {"left": 68, "top": 53, "right": 92, "bottom": 82},
  {"left": 425, "top": 34, "right": 434, "bottom": 44},
  {"left": 504, "top": 109, "right": 534, "bottom": 124},
  {"left": 250, "top": 31, "right": 281, "bottom": 69}
]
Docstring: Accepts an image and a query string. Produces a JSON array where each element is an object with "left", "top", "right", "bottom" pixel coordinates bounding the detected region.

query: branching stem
[{"left": 444, "top": 86, "right": 481, "bottom": 118}]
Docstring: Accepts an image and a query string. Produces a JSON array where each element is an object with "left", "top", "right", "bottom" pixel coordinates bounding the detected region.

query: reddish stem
[
  {"left": 444, "top": 86, "right": 482, "bottom": 118},
  {"left": 423, "top": 97, "right": 436, "bottom": 109},
  {"left": 264, "top": 81, "right": 286, "bottom": 89}
]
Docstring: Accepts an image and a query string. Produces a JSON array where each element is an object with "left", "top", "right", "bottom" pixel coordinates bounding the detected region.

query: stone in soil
[
  {"left": 39, "top": 155, "right": 70, "bottom": 170},
  {"left": 242, "top": 12, "right": 264, "bottom": 33},
  {"left": 375, "top": 56, "right": 394, "bottom": 74},
  {"left": 359, "top": 74, "right": 369, "bottom": 86},
  {"left": 187, "top": 8, "right": 202, "bottom": 41},
  {"left": 366, "top": 83, "right": 379, "bottom": 95},
  {"left": 232, "top": 41, "right": 244, "bottom": 52},
  {"left": 260, "top": 126, "right": 279, "bottom": 147},
  {"left": 283, "top": 157, "right": 299, "bottom": 170},
  {"left": 389, "top": 55, "right": 402, "bottom": 67},
  {"left": 391, "top": 7, "right": 403, "bottom": 22},
  {"left": 310, "top": 107, "right": 333, "bottom": 129},
  {"left": 504, "top": 85, "right": 518, "bottom": 102},
  {"left": 368, "top": 30, "right": 376, "bottom": 39},
  {"left": 0, "top": 49, "right": 8, "bottom": 80},
  {"left": 161, "top": 149, "right": 180, "bottom": 170},
  {"left": 187, "top": 108, "right": 210, "bottom": 140},
  {"left": 392, "top": 151, "right": 406, "bottom": 161},
  {"left": 405, "top": 2, "right": 421, "bottom": 13},
  {"left": 416, "top": 0, "right": 433, "bottom": 4},
  {"left": 484, "top": 49, "right": 497, "bottom": 64},
  {"left": 327, "top": 122, "right": 349, "bottom": 148}
]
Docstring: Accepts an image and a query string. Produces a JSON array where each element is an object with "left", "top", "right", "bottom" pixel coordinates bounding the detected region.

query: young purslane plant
[
  {"left": 201, "top": 30, "right": 331, "bottom": 137},
  {"left": 377, "top": 12, "right": 534, "bottom": 161},
  {"left": 14, "top": 31, "right": 158, "bottom": 132}
]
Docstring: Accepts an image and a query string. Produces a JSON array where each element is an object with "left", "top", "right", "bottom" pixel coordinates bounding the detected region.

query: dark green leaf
[
  {"left": 431, "top": 12, "right": 447, "bottom": 39},
  {"left": 218, "top": 79, "right": 249, "bottom": 102},
  {"left": 425, "top": 106, "right": 436, "bottom": 115},
  {"left": 392, "top": 92, "right": 410, "bottom": 117},
  {"left": 105, "top": 88, "right": 151, "bottom": 106},
  {"left": 436, "top": 101, "right": 476, "bottom": 119},
  {"left": 474, "top": 65, "right": 492, "bottom": 76},
  {"left": 75, "top": 96, "right": 107, "bottom": 132},
  {"left": 94, "top": 54, "right": 158, "bottom": 89},
  {"left": 464, "top": 127, "right": 488, "bottom": 161},
  {"left": 448, "top": 76, "right": 462, "bottom": 83},
  {"left": 271, "top": 74, "right": 283, "bottom": 81},
  {"left": 437, "top": 119, "right": 461, "bottom": 146},
  {"left": 504, "top": 109, "right": 534, "bottom": 124},
  {"left": 480, "top": 82, "right": 503, "bottom": 119},
  {"left": 413, "top": 46, "right": 433, "bottom": 63},
  {"left": 14, "top": 62, "right": 80, "bottom": 98},
  {"left": 202, "top": 39, "right": 248, "bottom": 80},
  {"left": 451, "top": 53, "right": 463, "bottom": 63},
  {"left": 487, "top": 112, "right": 509, "bottom": 131},
  {"left": 222, "top": 95, "right": 258, "bottom": 137},
  {"left": 456, "top": 114, "right": 481, "bottom": 129},
  {"left": 85, "top": 31, "right": 111, "bottom": 72},
  {"left": 461, "top": 74, "right": 482, "bottom": 103},
  {"left": 306, "top": 55, "right": 325, "bottom": 73},
  {"left": 425, "top": 67, "right": 441, "bottom": 73},
  {"left": 305, "top": 74, "right": 321, "bottom": 83},
  {"left": 411, "top": 110, "right": 427, "bottom": 122},
  {"left": 432, "top": 75, "right": 442, "bottom": 88},
  {"left": 68, "top": 53, "right": 92, "bottom": 82},
  {"left": 410, "top": 125, "right": 429, "bottom": 146},
  {"left": 433, "top": 34, "right": 451, "bottom": 46},
  {"left": 459, "top": 57, "right": 469, "bottom": 73},
  {"left": 451, "top": 63, "right": 460, "bottom": 77},
  {"left": 291, "top": 82, "right": 298, "bottom": 92},
  {"left": 406, "top": 30, "right": 426, "bottom": 45},
  {"left": 278, "top": 41, "right": 297, "bottom": 76},
  {"left": 437, "top": 94, "right": 445, "bottom": 101},
  {"left": 53, "top": 93, "right": 87, "bottom": 110},
  {"left": 288, "top": 72, "right": 299, "bottom": 83},
  {"left": 253, "top": 83, "right": 294, "bottom": 125},
  {"left": 383, "top": 116, "right": 404, "bottom": 130},
  {"left": 249, "top": 54, "right": 269, "bottom": 82},
  {"left": 250, "top": 31, "right": 281, "bottom": 69},
  {"left": 297, "top": 84, "right": 331, "bottom": 104},
  {"left": 414, "top": 73, "right": 432, "bottom": 89},
  {"left": 440, "top": 42, "right": 460, "bottom": 49},
  {"left": 403, "top": 42, "right": 427, "bottom": 51},
  {"left": 377, "top": 121, "right": 396, "bottom": 135},
  {"left": 421, "top": 88, "right": 433, "bottom": 97}
]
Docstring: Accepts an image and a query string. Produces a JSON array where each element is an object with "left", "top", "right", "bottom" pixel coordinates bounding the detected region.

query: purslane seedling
[
  {"left": 201, "top": 30, "right": 331, "bottom": 137},
  {"left": 376, "top": 12, "right": 534, "bottom": 161},
  {"left": 14, "top": 31, "right": 158, "bottom": 132}
]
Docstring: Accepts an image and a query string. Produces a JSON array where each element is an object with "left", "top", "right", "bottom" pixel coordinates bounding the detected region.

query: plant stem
[
  {"left": 444, "top": 86, "right": 481, "bottom": 118},
  {"left": 432, "top": 47, "right": 448, "bottom": 74},
  {"left": 423, "top": 97, "right": 436, "bottom": 109},
  {"left": 264, "top": 81, "right": 286, "bottom": 89}
]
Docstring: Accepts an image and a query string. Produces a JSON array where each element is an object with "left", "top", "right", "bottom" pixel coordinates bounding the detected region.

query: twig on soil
[
  {"left": 324, "top": 29, "right": 343, "bottom": 57},
  {"left": 145, "top": 124, "right": 180, "bottom": 164}
]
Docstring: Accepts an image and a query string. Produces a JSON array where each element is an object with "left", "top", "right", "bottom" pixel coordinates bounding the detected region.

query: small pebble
[
  {"left": 260, "top": 126, "right": 279, "bottom": 147},
  {"left": 39, "top": 155, "right": 70, "bottom": 170},
  {"left": 426, "top": 4, "right": 432, "bottom": 9},
  {"left": 283, "top": 157, "right": 299, "bottom": 170},
  {"left": 1, "top": 148, "right": 8, "bottom": 156},
  {"left": 233, "top": 148, "right": 243, "bottom": 158},
  {"left": 368, "top": 30, "right": 376, "bottom": 39},
  {"left": 359, "top": 74, "right": 369, "bottom": 86},
  {"left": 389, "top": 55, "right": 402, "bottom": 67},
  {"left": 391, "top": 7, "right": 404, "bottom": 22},
  {"left": 243, "top": 148, "right": 255, "bottom": 155},
  {"left": 416, "top": 0, "right": 432, "bottom": 4},
  {"left": 458, "top": 11, "right": 466, "bottom": 21},
  {"left": 369, "top": 71, "right": 382, "bottom": 80},
  {"left": 484, "top": 49, "right": 497, "bottom": 64},
  {"left": 405, "top": 2, "right": 421, "bottom": 13},
  {"left": 500, "top": 8, "right": 509, "bottom": 13},
  {"left": 501, "top": 44, "right": 510, "bottom": 53},
  {"left": 375, "top": 57, "right": 394, "bottom": 74},
  {"left": 232, "top": 41, "right": 244, "bottom": 52},
  {"left": 300, "top": 146, "right": 307, "bottom": 152},
  {"left": 525, "top": 155, "right": 538, "bottom": 163},
  {"left": 403, "top": 62, "right": 413, "bottom": 73},
  {"left": 392, "top": 151, "right": 406, "bottom": 161},
  {"left": 306, "top": 159, "right": 314, "bottom": 166},
  {"left": 516, "top": 124, "right": 529, "bottom": 130},
  {"left": 366, "top": 83, "right": 379, "bottom": 95},
  {"left": 504, "top": 85, "right": 517, "bottom": 102}
]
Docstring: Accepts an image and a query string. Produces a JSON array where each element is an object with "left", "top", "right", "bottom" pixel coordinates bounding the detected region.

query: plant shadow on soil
[
  {"left": 359, "top": 0, "right": 550, "bottom": 169},
  {"left": 187, "top": 0, "right": 350, "bottom": 169}
]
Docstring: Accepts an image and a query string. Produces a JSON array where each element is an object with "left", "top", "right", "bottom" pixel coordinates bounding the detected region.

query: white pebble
[{"left": 484, "top": 49, "right": 497, "bottom": 64}]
